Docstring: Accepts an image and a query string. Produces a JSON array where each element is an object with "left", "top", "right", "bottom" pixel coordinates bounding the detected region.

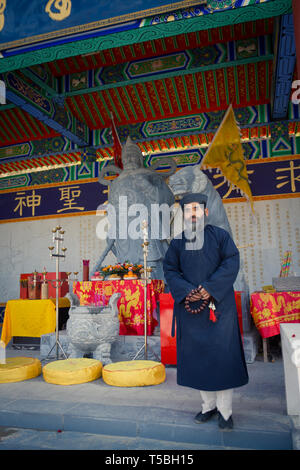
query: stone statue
[
  {"left": 92, "top": 137, "right": 177, "bottom": 281},
  {"left": 168, "top": 165, "right": 248, "bottom": 293},
  {"left": 168, "top": 165, "right": 233, "bottom": 236}
]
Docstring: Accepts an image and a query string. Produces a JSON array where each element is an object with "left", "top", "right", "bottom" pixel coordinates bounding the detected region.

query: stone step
[
  {"left": 0, "top": 400, "right": 293, "bottom": 450},
  {"left": 0, "top": 426, "right": 243, "bottom": 450}
]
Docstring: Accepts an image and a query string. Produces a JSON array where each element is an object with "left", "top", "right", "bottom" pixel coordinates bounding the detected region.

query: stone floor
[{"left": 0, "top": 337, "right": 299, "bottom": 451}]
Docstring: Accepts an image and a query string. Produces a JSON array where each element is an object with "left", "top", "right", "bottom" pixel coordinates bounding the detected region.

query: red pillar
[{"left": 292, "top": 0, "right": 300, "bottom": 79}]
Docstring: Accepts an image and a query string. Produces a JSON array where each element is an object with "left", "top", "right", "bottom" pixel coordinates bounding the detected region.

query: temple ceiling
[{"left": 0, "top": 0, "right": 298, "bottom": 178}]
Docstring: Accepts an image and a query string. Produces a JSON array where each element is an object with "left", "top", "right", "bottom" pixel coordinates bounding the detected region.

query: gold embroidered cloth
[
  {"left": 250, "top": 291, "right": 300, "bottom": 338},
  {"left": 73, "top": 280, "right": 165, "bottom": 335}
]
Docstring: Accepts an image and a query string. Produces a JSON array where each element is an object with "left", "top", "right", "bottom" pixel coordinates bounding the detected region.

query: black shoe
[
  {"left": 194, "top": 407, "right": 218, "bottom": 423},
  {"left": 218, "top": 412, "right": 234, "bottom": 430}
]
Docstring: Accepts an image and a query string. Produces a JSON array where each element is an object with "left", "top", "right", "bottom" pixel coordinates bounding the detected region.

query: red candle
[{"left": 83, "top": 260, "right": 90, "bottom": 281}]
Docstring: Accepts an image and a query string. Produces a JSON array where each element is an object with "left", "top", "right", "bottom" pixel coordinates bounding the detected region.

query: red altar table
[
  {"left": 159, "top": 292, "right": 244, "bottom": 365},
  {"left": 73, "top": 279, "right": 164, "bottom": 336},
  {"left": 250, "top": 291, "right": 300, "bottom": 339}
]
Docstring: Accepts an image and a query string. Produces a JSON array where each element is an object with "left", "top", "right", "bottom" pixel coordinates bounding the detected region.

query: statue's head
[
  {"left": 121, "top": 137, "right": 144, "bottom": 170},
  {"left": 169, "top": 165, "right": 208, "bottom": 195}
]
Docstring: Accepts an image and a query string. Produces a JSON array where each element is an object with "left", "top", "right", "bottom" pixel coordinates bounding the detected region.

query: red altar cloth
[
  {"left": 250, "top": 291, "right": 300, "bottom": 338},
  {"left": 159, "top": 291, "right": 244, "bottom": 365},
  {"left": 73, "top": 279, "right": 164, "bottom": 336}
]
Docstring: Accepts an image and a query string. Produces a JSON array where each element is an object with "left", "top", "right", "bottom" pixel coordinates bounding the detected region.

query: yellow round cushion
[
  {"left": 102, "top": 360, "right": 166, "bottom": 387},
  {"left": 42, "top": 358, "right": 102, "bottom": 385},
  {"left": 0, "top": 357, "right": 41, "bottom": 383}
]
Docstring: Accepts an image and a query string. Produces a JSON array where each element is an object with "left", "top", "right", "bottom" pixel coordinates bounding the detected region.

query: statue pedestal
[{"left": 40, "top": 331, "right": 161, "bottom": 363}]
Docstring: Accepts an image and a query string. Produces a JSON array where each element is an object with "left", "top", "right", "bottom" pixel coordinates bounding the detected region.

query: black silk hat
[{"left": 179, "top": 193, "right": 208, "bottom": 208}]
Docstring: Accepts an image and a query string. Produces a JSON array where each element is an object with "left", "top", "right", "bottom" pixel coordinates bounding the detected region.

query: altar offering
[
  {"left": 28, "top": 272, "right": 41, "bottom": 300},
  {"left": 41, "top": 269, "right": 48, "bottom": 299},
  {"left": 20, "top": 279, "right": 28, "bottom": 299},
  {"left": 91, "top": 271, "right": 104, "bottom": 281}
]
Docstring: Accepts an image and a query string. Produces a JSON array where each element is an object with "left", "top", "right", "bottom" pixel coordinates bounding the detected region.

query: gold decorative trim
[
  {"left": 0, "top": 1, "right": 205, "bottom": 50},
  {"left": 0, "top": 177, "right": 98, "bottom": 194},
  {"left": 223, "top": 193, "right": 300, "bottom": 203},
  {"left": 1, "top": 154, "right": 300, "bottom": 194},
  {"left": 0, "top": 210, "right": 97, "bottom": 224},
  {"left": 1, "top": 191, "right": 299, "bottom": 224}
]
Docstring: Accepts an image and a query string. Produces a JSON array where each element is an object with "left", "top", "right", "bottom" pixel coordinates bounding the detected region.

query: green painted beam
[
  {"left": 61, "top": 55, "right": 274, "bottom": 98},
  {"left": 0, "top": 0, "right": 291, "bottom": 74},
  {"left": 21, "top": 68, "right": 58, "bottom": 97}
]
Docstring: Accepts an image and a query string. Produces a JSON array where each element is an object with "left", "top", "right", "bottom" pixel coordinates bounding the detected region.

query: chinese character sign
[
  {"left": 0, "top": 159, "right": 299, "bottom": 223},
  {"left": 45, "top": 0, "right": 72, "bottom": 21},
  {"left": 13, "top": 190, "right": 41, "bottom": 217},
  {"left": 0, "top": 0, "right": 6, "bottom": 32},
  {"left": 0, "top": 0, "right": 184, "bottom": 46},
  {"left": 0, "top": 181, "right": 107, "bottom": 222},
  {"left": 57, "top": 185, "right": 85, "bottom": 213},
  {"left": 275, "top": 161, "right": 300, "bottom": 193}
]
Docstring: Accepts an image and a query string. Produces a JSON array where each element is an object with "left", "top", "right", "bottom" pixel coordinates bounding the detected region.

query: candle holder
[
  {"left": 66, "top": 271, "right": 79, "bottom": 294},
  {"left": 45, "top": 225, "right": 68, "bottom": 361},
  {"left": 41, "top": 268, "right": 48, "bottom": 300},
  {"left": 132, "top": 220, "right": 159, "bottom": 361}
]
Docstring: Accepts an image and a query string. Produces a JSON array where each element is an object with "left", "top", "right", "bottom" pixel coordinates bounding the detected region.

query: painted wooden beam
[
  {"left": 61, "top": 54, "right": 274, "bottom": 98},
  {"left": 0, "top": 0, "right": 292, "bottom": 74},
  {"left": 292, "top": 0, "right": 300, "bottom": 80},
  {"left": 271, "top": 14, "right": 296, "bottom": 119},
  {"left": 2, "top": 71, "right": 89, "bottom": 146}
]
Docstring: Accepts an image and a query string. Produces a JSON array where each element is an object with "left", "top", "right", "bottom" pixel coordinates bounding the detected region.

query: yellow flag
[{"left": 201, "top": 104, "right": 254, "bottom": 212}]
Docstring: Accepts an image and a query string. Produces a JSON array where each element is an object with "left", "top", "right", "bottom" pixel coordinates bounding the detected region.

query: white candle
[{"left": 142, "top": 220, "right": 148, "bottom": 241}]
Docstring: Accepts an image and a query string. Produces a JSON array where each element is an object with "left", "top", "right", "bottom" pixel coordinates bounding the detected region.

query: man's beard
[
  {"left": 184, "top": 215, "right": 206, "bottom": 231},
  {"left": 183, "top": 215, "right": 206, "bottom": 250}
]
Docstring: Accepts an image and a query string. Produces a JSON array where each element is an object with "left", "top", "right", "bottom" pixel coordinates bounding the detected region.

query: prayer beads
[{"left": 184, "top": 285, "right": 210, "bottom": 315}]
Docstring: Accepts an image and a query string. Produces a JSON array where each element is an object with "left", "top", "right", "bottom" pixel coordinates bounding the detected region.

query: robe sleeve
[
  {"left": 163, "top": 240, "right": 197, "bottom": 304},
  {"left": 201, "top": 228, "right": 240, "bottom": 304}
]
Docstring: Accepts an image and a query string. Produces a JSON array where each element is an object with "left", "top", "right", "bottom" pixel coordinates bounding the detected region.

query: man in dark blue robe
[{"left": 163, "top": 193, "right": 248, "bottom": 430}]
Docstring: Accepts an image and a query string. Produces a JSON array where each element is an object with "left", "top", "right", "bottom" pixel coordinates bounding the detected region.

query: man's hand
[
  {"left": 199, "top": 286, "right": 210, "bottom": 300},
  {"left": 188, "top": 291, "right": 203, "bottom": 302},
  {"left": 187, "top": 286, "right": 210, "bottom": 302}
]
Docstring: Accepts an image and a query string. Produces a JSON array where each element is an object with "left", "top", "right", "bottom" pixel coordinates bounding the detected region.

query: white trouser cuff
[
  {"left": 199, "top": 390, "right": 217, "bottom": 413},
  {"left": 216, "top": 389, "right": 233, "bottom": 421},
  {"left": 200, "top": 389, "right": 233, "bottom": 420}
]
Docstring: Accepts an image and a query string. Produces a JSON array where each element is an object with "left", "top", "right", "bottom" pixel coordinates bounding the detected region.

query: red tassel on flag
[{"left": 111, "top": 112, "right": 123, "bottom": 169}]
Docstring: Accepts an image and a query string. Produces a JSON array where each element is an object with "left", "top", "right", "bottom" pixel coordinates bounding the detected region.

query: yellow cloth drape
[
  {"left": 0, "top": 299, "right": 59, "bottom": 346},
  {"left": 48, "top": 297, "right": 70, "bottom": 309}
]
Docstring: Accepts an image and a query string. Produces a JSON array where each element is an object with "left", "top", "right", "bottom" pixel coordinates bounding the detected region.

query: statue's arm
[
  {"left": 91, "top": 239, "right": 115, "bottom": 275},
  {"left": 150, "top": 158, "right": 177, "bottom": 177},
  {"left": 98, "top": 163, "right": 122, "bottom": 186}
]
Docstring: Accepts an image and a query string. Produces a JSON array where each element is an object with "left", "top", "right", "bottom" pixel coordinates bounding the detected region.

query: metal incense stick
[
  {"left": 133, "top": 221, "right": 159, "bottom": 361},
  {"left": 46, "top": 225, "right": 68, "bottom": 360}
]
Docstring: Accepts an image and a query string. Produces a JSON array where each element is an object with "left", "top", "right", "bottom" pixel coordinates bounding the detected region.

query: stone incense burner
[{"left": 66, "top": 292, "right": 121, "bottom": 365}]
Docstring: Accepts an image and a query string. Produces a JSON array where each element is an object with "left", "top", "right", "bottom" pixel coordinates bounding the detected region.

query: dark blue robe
[{"left": 163, "top": 224, "right": 248, "bottom": 391}]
